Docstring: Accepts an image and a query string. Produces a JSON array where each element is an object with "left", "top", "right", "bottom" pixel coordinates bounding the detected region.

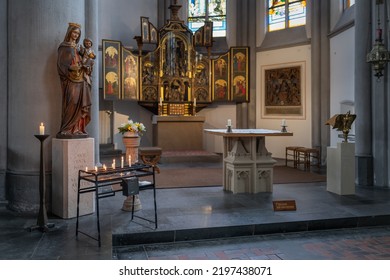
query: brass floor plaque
[{"left": 273, "top": 200, "right": 297, "bottom": 211}]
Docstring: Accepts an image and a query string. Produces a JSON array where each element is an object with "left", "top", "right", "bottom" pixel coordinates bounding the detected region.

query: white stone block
[
  {"left": 52, "top": 138, "right": 95, "bottom": 219},
  {"left": 327, "top": 142, "right": 355, "bottom": 195}
]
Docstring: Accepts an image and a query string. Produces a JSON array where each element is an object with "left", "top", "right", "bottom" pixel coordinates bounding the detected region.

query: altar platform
[{"left": 2, "top": 159, "right": 390, "bottom": 259}]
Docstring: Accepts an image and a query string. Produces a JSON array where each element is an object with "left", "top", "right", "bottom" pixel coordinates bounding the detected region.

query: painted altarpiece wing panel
[
  {"left": 102, "top": 40, "right": 121, "bottom": 100},
  {"left": 231, "top": 47, "right": 249, "bottom": 102},
  {"left": 141, "top": 17, "right": 150, "bottom": 43},
  {"left": 121, "top": 47, "right": 139, "bottom": 100},
  {"left": 193, "top": 56, "right": 211, "bottom": 102},
  {"left": 211, "top": 52, "right": 229, "bottom": 101},
  {"left": 140, "top": 51, "right": 159, "bottom": 102}
]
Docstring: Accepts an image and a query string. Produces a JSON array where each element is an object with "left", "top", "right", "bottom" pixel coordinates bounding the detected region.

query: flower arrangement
[{"left": 118, "top": 119, "right": 146, "bottom": 136}]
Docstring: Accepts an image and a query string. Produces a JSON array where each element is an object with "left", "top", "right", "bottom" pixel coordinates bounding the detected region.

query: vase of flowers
[{"left": 118, "top": 120, "right": 146, "bottom": 137}]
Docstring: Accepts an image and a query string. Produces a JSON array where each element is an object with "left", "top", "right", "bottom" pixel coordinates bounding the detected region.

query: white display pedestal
[
  {"left": 52, "top": 138, "right": 95, "bottom": 219},
  {"left": 327, "top": 142, "right": 355, "bottom": 195}
]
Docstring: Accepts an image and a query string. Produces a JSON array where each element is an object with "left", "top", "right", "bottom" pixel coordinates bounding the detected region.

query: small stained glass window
[
  {"left": 188, "top": 0, "right": 226, "bottom": 37},
  {"left": 343, "top": 0, "right": 355, "bottom": 10},
  {"left": 268, "top": 0, "right": 306, "bottom": 32}
]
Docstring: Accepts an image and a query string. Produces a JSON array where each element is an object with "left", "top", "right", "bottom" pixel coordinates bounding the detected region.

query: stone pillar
[
  {"left": 311, "top": 0, "right": 330, "bottom": 164},
  {"left": 85, "top": 0, "right": 100, "bottom": 165},
  {"left": 319, "top": 1, "right": 330, "bottom": 161},
  {"left": 354, "top": 0, "right": 373, "bottom": 186},
  {"left": 311, "top": 0, "right": 321, "bottom": 150},
  {"left": 7, "top": 0, "right": 84, "bottom": 212},
  {"left": 310, "top": 1, "right": 330, "bottom": 162},
  {"left": 0, "top": 0, "right": 7, "bottom": 202},
  {"left": 235, "top": 0, "right": 256, "bottom": 129}
]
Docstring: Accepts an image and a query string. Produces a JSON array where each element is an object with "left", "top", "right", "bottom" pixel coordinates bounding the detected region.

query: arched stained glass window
[
  {"left": 188, "top": 0, "right": 226, "bottom": 37},
  {"left": 268, "top": 0, "right": 306, "bottom": 32}
]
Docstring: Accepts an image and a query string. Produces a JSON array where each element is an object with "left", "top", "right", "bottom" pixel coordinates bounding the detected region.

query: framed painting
[
  {"left": 121, "top": 46, "right": 139, "bottom": 100},
  {"left": 261, "top": 62, "right": 305, "bottom": 118},
  {"left": 211, "top": 53, "right": 229, "bottom": 101},
  {"left": 102, "top": 40, "right": 121, "bottom": 100},
  {"left": 230, "top": 47, "right": 249, "bottom": 102}
]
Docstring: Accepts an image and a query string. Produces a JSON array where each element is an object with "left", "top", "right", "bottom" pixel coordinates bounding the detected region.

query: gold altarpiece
[{"left": 102, "top": 2, "right": 249, "bottom": 116}]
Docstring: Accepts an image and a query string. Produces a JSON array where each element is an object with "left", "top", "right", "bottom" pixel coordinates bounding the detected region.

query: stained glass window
[
  {"left": 268, "top": 0, "right": 306, "bottom": 32},
  {"left": 188, "top": 0, "right": 226, "bottom": 37},
  {"left": 343, "top": 0, "right": 355, "bottom": 10}
]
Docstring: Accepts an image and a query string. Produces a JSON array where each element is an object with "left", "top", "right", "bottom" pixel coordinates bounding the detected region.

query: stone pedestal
[
  {"left": 52, "top": 138, "right": 95, "bottom": 219},
  {"left": 224, "top": 136, "right": 276, "bottom": 193},
  {"left": 122, "top": 132, "right": 142, "bottom": 211},
  {"left": 204, "top": 129, "right": 293, "bottom": 194},
  {"left": 327, "top": 142, "right": 355, "bottom": 195},
  {"left": 122, "top": 132, "right": 141, "bottom": 163}
]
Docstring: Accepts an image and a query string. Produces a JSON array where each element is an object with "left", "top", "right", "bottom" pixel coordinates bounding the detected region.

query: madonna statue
[{"left": 56, "top": 22, "right": 92, "bottom": 138}]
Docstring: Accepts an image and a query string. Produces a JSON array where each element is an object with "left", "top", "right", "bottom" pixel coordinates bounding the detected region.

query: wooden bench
[
  {"left": 138, "top": 147, "right": 162, "bottom": 173},
  {"left": 295, "top": 147, "right": 321, "bottom": 171},
  {"left": 285, "top": 146, "right": 304, "bottom": 168}
]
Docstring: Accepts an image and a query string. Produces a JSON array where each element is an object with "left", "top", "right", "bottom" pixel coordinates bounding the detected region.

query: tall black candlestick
[{"left": 34, "top": 134, "right": 50, "bottom": 232}]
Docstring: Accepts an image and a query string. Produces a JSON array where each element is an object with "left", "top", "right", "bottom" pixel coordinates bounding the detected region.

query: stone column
[
  {"left": 319, "top": 1, "right": 330, "bottom": 162},
  {"left": 7, "top": 0, "right": 84, "bottom": 212},
  {"left": 311, "top": 0, "right": 321, "bottom": 150},
  {"left": 85, "top": 0, "right": 100, "bottom": 165},
  {"left": 235, "top": 0, "right": 256, "bottom": 129},
  {"left": 354, "top": 0, "right": 373, "bottom": 186},
  {"left": 311, "top": 0, "right": 330, "bottom": 164},
  {"left": 0, "top": 0, "right": 7, "bottom": 202}
]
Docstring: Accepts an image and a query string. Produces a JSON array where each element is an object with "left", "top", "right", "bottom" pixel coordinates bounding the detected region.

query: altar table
[{"left": 204, "top": 129, "right": 293, "bottom": 193}]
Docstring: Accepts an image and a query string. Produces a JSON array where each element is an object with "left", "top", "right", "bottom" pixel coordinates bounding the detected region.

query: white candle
[
  {"left": 39, "top": 122, "right": 45, "bottom": 135},
  {"left": 95, "top": 166, "right": 98, "bottom": 172},
  {"left": 121, "top": 156, "right": 124, "bottom": 168},
  {"left": 128, "top": 155, "right": 132, "bottom": 167},
  {"left": 85, "top": 166, "right": 88, "bottom": 172},
  {"left": 112, "top": 159, "right": 116, "bottom": 169},
  {"left": 159, "top": 97, "right": 162, "bottom": 106},
  {"left": 227, "top": 119, "right": 232, "bottom": 126},
  {"left": 103, "top": 164, "right": 107, "bottom": 171},
  {"left": 281, "top": 119, "right": 286, "bottom": 126},
  {"left": 194, "top": 98, "right": 196, "bottom": 107}
]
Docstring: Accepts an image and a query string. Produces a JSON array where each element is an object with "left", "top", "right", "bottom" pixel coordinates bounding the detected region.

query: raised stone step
[{"left": 160, "top": 150, "right": 222, "bottom": 163}]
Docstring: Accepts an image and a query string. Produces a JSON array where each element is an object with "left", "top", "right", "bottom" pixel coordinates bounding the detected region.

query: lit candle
[
  {"left": 128, "top": 155, "right": 132, "bottom": 167},
  {"left": 39, "top": 122, "right": 45, "bottom": 135},
  {"left": 95, "top": 166, "right": 98, "bottom": 172},
  {"left": 193, "top": 98, "right": 196, "bottom": 107},
  {"left": 159, "top": 97, "right": 163, "bottom": 106},
  {"left": 227, "top": 119, "right": 232, "bottom": 127},
  {"left": 112, "top": 159, "right": 116, "bottom": 169},
  {"left": 281, "top": 119, "right": 286, "bottom": 126},
  {"left": 103, "top": 164, "right": 107, "bottom": 171},
  {"left": 121, "top": 156, "right": 124, "bottom": 168},
  {"left": 85, "top": 167, "right": 88, "bottom": 172}
]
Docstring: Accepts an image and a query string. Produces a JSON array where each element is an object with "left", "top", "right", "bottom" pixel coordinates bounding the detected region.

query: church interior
[{"left": 1, "top": 0, "right": 390, "bottom": 260}]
